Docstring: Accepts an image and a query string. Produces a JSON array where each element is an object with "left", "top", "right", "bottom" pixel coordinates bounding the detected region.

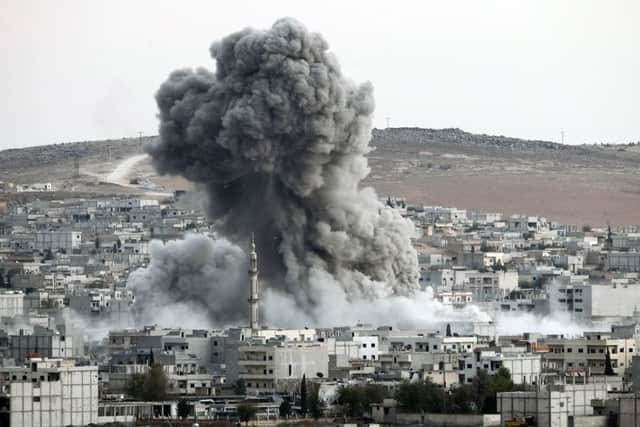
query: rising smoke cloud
[
  {"left": 131, "top": 18, "right": 422, "bottom": 326},
  {"left": 128, "top": 235, "right": 248, "bottom": 327}
]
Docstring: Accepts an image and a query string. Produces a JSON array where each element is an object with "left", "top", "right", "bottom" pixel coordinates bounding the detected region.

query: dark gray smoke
[
  {"left": 128, "top": 235, "right": 247, "bottom": 327},
  {"left": 139, "top": 18, "right": 419, "bottom": 325}
]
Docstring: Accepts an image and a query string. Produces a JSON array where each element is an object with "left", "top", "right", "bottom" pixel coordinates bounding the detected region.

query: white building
[
  {"left": 238, "top": 341, "right": 328, "bottom": 393},
  {"left": 353, "top": 335, "right": 380, "bottom": 361},
  {"left": 10, "top": 327, "right": 74, "bottom": 363},
  {"left": 498, "top": 384, "right": 607, "bottom": 427},
  {"left": 0, "top": 291, "right": 23, "bottom": 318},
  {"left": 34, "top": 231, "right": 82, "bottom": 252},
  {"left": 551, "top": 281, "right": 640, "bottom": 322},
  {"left": 0, "top": 358, "right": 98, "bottom": 427},
  {"left": 461, "top": 347, "right": 541, "bottom": 385},
  {"left": 607, "top": 252, "right": 640, "bottom": 272}
]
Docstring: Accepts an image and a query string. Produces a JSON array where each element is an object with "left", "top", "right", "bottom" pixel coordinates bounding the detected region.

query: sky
[{"left": 1, "top": 0, "right": 638, "bottom": 149}]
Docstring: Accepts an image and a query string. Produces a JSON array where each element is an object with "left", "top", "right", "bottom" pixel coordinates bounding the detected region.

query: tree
[
  {"left": 279, "top": 399, "right": 291, "bottom": 418},
  {"left": 177, "top": 399, "right": 191, "bottom": 419},
  {"left": 300, "top": 374, "right": 307, "bottom": 417},
  {"left": 446, "top": 323, "right": 452, "bottom": 337},
  {"left": 143, "top": 363, "right": 168, "bottom": 401},
  {"left": 117, "top": 239, "right": 122, "bottom": 249},
  {"left": 126, "top": 364, "right": 168, "bottom": 401},
  {"left": 308, "top": 385, "right": 324, "bottom": 420},
  {"left": 337, "top": 383, "right": 389, "bottom": 418},
  {"left": 449, "top": 385, "right": 473, "bottom": 414},
  {"left": 395, "top": 379, "right": 443, "bottom": 413},
  {"left": 337, "top": 385, "right": 365, "bottom": 417},
  {"left": 604, "top": 349, "right": 615, "bottom": 375},
  {"left": 237, "top": 403, "right": 257, "bottom": 426},
  {"left": 126, "top": 373, "right": 146, "bottom": 399},
  {"left": 492, "top": 367, "right": 514, "bottom": 394},
  {"left": 470, "top": 370, "right": 493, "bottom": 413},
  {"left": 234, "top": 378, "right": 246, "bottom": 396}
]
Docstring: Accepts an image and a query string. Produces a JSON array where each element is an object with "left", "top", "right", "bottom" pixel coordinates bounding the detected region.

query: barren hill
[{"left": 1, "top": 128, "right": 639, "bottom": 225}]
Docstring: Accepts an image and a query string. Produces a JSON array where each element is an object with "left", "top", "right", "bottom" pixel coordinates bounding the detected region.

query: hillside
[{"left": 1, "top": 128, "right": 638, "bottom": 225}]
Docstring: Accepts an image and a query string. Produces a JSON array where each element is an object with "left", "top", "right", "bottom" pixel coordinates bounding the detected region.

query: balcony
[
  {"left": 238, "top": 360, "right": 270, "bottom": 367},
  {"left": 239, "top": 373, "right": 273, "bottom": 380}
]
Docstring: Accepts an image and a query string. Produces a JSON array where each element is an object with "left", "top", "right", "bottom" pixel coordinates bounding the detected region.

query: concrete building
[
  {"left": 607, "top": 252, "right": 640, "bottom": 272},
  {"left": 0, "top": 358, "right": 98, "bottom": 427},
  {"left": 465, "top": 270, "right": 519, "bottom": 301},
  {"left": 353, "top": 335, "right": 380, "bottom": 361},
  {"left": 543, "top": 333, "right": 635, "bottom": 377},
  {"left": 34, "top": 231, "right": 82, "bottom": 252},
  {"left": 498, "top": 384, "right": 607, "bottom": 427},
  {"left": 238, "top": 341, "right": 328, "bottom": 394},
  {"left": 10, "top": 327, "right": 74, "bottom": 364},
  {"left": 553, "top": 282, "right": 640, "bottom": 322},
  {"left": 461, "top": 347, "right": 542, "bottom": 385},
  {"left": 0, "top": 291, "right": 23, "bottom": 318}
]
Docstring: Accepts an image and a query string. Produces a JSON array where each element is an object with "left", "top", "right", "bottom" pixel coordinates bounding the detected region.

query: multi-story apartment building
[
  {"left": 542, "top": 332, "right": 636, "bottom": 377},
  {"left": 238, "top": 341, "right": 328, "bottom": 394},
  {"left": 0, "top": 357, "right": 98, "bottom": 427},
  {"left": 9, "top": 327, "right": 74, "bottom": 364},
  {"left": 0, "top": 291, "right": 23, "bottom": 318},
  {"left": 460, "top": 347, "right": 542, "bottom": 385},
  {"left": 34, "top": 231, "right": 82, "bottom": 252},
  {"left": 553, "top": 282, "right": 640, "bottom": 323}
]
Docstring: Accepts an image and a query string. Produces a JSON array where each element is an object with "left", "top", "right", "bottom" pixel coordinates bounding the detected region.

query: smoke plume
[
  {"left": 128, "top": 235, "right": 247, "bottom": 327},
  {"left": 137, "top": 18, "right": 420, "bottom": 325}
]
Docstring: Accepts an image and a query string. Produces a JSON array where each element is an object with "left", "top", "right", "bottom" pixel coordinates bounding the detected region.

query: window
[
  {"left": 620, "top": 348, "right": 624, "bottom": 353},
  {"left": 567, "top": 348, "right": 572, "bottom": 353},
  {"left": 578, "top": 348, "right": 584, "bottom": 353},
  {"left": 362, "top": 344, "right": 367, "bottom": 348},
  {"left": 371, "top": 343, "right": 376, "bottom": 348},
  {"left": 33, "top": 397, "right": 40, "bottom": 402},
  {"left": 363, "top": 355, "right": 367, "bottom": 360},
  {"left": 288, "top": 365, "right": 292, "bottom": 376}
]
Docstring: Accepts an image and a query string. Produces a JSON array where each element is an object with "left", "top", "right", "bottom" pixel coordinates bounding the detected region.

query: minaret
[{"left": 248, "top": 234, "right": 260, "bottom": 331}]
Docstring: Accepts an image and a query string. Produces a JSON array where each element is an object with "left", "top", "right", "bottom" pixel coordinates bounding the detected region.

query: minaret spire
[{"left": 248, "top": 233, "right": 259, "bottom": 331}]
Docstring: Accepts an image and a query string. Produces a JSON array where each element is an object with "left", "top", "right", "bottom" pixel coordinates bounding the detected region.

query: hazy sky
[{"left": 1, "top": 0, "right": 638, "bottom": 149}]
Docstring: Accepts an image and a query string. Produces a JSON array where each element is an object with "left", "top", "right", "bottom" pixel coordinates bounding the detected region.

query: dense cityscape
[
  {"left": 2, "top": 3, "right": 640, "bottom": 427},
  {"left": 0, "top": 182, "right": 639, "bottom": 426}
]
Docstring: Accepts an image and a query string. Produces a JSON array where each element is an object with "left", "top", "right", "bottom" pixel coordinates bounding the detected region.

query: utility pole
[
  {"left": 385, "top": 117, "right": 391, "bottom": 129},
  {"left": 138, "top": 131, "right": 143, "bottom": 153}
]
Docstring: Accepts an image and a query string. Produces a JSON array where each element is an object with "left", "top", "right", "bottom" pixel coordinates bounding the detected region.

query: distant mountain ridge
[{"left": 372, "top": 127, "right": 585, "bottom": 153}]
